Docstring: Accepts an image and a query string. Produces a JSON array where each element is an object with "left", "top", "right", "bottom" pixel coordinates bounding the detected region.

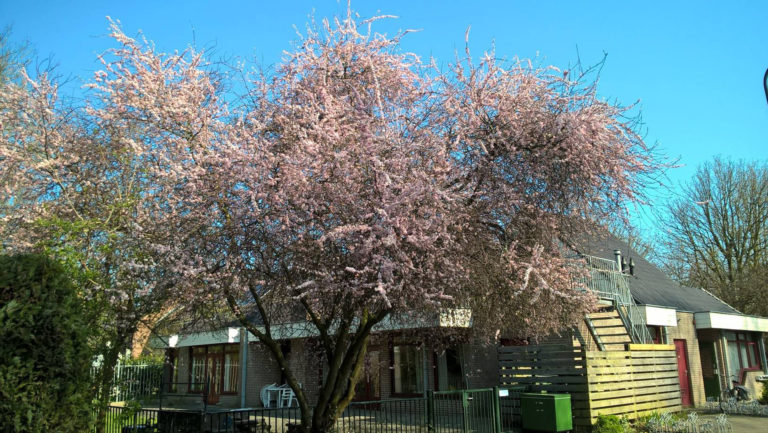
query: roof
[{"left": 573, "top": 231, "right": 740, "bottom": 314}]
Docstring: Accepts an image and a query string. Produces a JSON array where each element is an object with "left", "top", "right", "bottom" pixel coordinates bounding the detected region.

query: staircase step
[
  {"left": 604, "top": 343, "right": 628, "bottom": 351},
  {"left": 591, "top": 319, "right": 625, "bottom": 328},
  {"left": 587, "top": 311, "right": 619, "bottom": 319},
  {"left": 593, "top": 326, "right": 630, "bottom": 335},
  {"left": 599, "top": 335, "right": 632, "bottom": 343}
]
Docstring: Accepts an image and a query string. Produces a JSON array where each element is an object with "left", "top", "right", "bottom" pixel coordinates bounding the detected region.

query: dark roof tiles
[{"left": 574, "top": 231, "right": 739, "bottom": 314}]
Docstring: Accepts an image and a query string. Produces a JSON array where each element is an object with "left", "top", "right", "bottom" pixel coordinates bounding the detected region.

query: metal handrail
[{"left": 576, "top": 255, "right": 652, "bottom": 344}]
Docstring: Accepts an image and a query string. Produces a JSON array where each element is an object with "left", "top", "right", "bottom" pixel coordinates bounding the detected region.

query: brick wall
[
  {"left": 460, "top": 342, "right": 499, "bottom": 389},
  {"left": 666, "top": 312, "right": 706, "bottom": 407},
  {"left": 242, "top": 339, "right": 324, "bottom": 407},
  {"left": 173, "top": 334, "right": 501, "bottom": 409},
  {"left": 176, "top": 347, "right": 190, "bottom": 393},
  {"left": 243, "top": 342, "right": 281, "bottom": 407},
  {"left": 373, "top": 337, "right": 499, "bottom": 399}
]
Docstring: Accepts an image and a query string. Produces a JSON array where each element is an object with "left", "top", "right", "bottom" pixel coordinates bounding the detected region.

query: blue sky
[{"left": 2, "top": 1, "right": 767, "bottom": 233}]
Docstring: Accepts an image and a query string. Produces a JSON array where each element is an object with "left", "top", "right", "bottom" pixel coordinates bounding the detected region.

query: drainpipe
[
  {"left": 422, "top": 344, "right": 430, "bottom": 397},
  {"left": 460, "top": 345, "right": 471, "bottom": 389},
  {"left": 240, "top": 328, "right": 248, "bottom": 408}
]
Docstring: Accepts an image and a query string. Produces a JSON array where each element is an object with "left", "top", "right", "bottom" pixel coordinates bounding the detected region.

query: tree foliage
[
  {"left": 0, "top": 11, "right": 659, "bottom": 432},
  {"left": 0, "top": 28, "right": 176, "bottom": 431},
  {"left": 659, "top": 157, "right": 768, "bottom": 316},
  {"left": 0, "top": 27, "right": 29, "bottom": 85},
  {"left": 0, "top": 254, "right": 93, "bottom": 433}
]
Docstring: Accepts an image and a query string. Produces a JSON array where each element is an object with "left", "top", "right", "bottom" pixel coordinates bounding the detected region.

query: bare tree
[{"left": 659, "top": 157, "right": 768, "bottom": 316}]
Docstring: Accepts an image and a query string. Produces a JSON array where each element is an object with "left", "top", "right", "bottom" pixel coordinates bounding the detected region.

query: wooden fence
[{"left": 499, "top": 343, "right": 682, "bottom": 426}]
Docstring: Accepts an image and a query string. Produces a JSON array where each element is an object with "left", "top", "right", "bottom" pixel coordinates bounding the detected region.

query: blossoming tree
[{"left": 1, "top": 11, "right": 656, "bottom": 433}]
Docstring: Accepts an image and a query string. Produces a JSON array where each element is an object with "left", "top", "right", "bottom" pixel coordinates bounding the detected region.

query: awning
[
  {"left": 638, "top": 305, "right": 678, "bottom": 327},
  {"left": 694, "top": 312, "right": 768, "bottom": 332}
]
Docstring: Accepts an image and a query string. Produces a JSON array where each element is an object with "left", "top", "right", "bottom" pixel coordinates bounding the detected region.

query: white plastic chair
[
  {"left": 260, "top": 383, "right": 277, "bottom": 408},
  {"left": 278, "top": 385, "right": 298, "bottom": 408}
]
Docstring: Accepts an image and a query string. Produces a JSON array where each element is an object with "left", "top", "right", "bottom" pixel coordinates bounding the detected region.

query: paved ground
[{"left": 698, "top": 414, "right": 768, "bottom": 433}]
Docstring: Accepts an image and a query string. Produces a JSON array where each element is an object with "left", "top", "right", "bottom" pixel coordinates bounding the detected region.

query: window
[
  {"left": 190, "top": 347, "right": 206, "bottom": 392},
  {"left": 223, "top": 345, "right": 240, "bottom": 393},
  {"left": 393, "top": 345, "right": 424, "bottom": 395},
  {"left": 648, "top": 326, "right": 663, "bottom": 344},
  {"left": 444, "top": 348, "right": 464, "bottom": 391},
  {"left": 167, "top": 349, "right": 179, "bottom": 392},
  {"left": 725, "top": 332, "right": 761, "bottom": 383},
  {"left": 187, "top": 344, "right": 240, "bottom": 394}
]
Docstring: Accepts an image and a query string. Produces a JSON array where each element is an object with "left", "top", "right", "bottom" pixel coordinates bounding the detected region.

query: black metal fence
[{"left": 101, "top": 387, "right": 524, "bottom": 433}]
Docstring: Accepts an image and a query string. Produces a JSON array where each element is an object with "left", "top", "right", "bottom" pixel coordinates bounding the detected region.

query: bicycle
[{"left": 719, "top": 375, "right": 751, "bottom": 413}]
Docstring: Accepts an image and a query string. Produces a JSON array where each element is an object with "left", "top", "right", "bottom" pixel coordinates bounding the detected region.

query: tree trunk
[{"left": 94, "top": 337, "right": 126, "bottom": 433}]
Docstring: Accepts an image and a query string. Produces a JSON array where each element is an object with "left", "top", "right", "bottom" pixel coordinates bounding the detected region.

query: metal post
[
  {"left": 462, "top": 391, "right": 470, "bottom": 433},
  {"left": 758, "top": 337, "right": 768, "bottom": 375},
  {"left": 240, "top": 327, "right": 248, "bottom": 408},
  {"left": 423, "top": 344, "right": 429, "bottom": 398},
  {"left": 720, "top": 331, "right": 731, "bottom": 390},
  {"left": 493, "top": 387, "right": 502, "bottom": 433},
  {"left": 427, "top": 390, "right": 435, "bottom": 432}
]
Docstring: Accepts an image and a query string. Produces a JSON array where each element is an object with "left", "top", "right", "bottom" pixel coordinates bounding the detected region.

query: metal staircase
[
  {"left": 584, "top": 309, "right": 632, "bottom": 351},
  {"left": 577, "top": 255, "right": 652, "bottom": 345}
]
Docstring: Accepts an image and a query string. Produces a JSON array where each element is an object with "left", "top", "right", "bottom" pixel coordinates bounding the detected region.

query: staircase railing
[{"left": 576, "top": 255, "right": 652, "bottom": 344}]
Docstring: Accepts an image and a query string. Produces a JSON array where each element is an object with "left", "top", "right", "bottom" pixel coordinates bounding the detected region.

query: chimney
[
  {"left": 613, "top": 249, "right": 622, "bottom": 271},
  {"left": 629, "top": 258, "right": 635, "bottom": 276}
]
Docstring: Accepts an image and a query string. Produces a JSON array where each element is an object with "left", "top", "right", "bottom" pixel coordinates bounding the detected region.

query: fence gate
[{"left": 429, "top": 388, "right": 501, "bottom": 433}]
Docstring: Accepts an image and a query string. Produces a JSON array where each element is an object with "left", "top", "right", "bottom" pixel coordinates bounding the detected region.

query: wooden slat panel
[
  {"left": 499, "top": 345, "right": 682, "bottom": 428},
  {"left": 584, "top": 349, "right": 682, "bottom": 423},
  {"left": 501, "top": 375, "right": 587, "bottom": 385},
  {"left": 585, "top": 384, "right": 680, "bottom": 400},
  {"left": 590, "top": 399, "right": 682, "bottom": 420},
  {"left": 499, "top": 357, "right": 585, "bottom": 366},
  {"left": 585, "top": 350, "right": 676, "bottom": 359},
  {"left": 590, "top": 391, "right": 682, "bottom": 409},
  {"left": 627, "top": 344, "right": 675, "bottom": 351},
  {"left": 603, "top": 344, "right": 629, "bottom": 351},
  {"left": 586, "top": 357, "right": 678, "bottom": 367},
  {"left": 500, "top": 368, "right": 585, "bottom": 376},
  {"left": 498, "top": 344, "right": 578, "bottom": 353},
  {"left": 587, "top": 376, "right": 680, "bottom": 392},
  {"left": 588, "top": 370, "right": 679, "bottom": 383}
]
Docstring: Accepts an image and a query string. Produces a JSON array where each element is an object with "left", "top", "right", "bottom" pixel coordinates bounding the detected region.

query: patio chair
[
  {"left": 260, "top": 383, "right": 278, "bottom": 408},
  {"left": 278, "top": 385, "right": 298, "bottom": 408}
]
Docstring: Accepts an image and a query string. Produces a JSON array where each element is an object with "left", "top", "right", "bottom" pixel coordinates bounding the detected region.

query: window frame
[
  {"left": 166, "top": 348, "right": 179, "bottom": 393},
  {"left": 726, "top": 331, "right": 762, "bottom": 384},
  {"left": 648, "top": 326, "right": 663, "bottom": 344},
  {"left": 436, "top": 347, "right": 465, "bottom": 391},
  {"left": 186, "top": 343, "right": 241, "bottom": 395},
  {"left": 390, "top": 342, "right": 425, "bottom": 397}
]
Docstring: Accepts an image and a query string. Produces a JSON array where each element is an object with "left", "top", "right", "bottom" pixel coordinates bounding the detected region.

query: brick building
[
  {"left": 577, "top": 232, "right": 768, "bottom": 406},
  {"left": 154, "top": 314, "right": 498, "bottom": 409},
  {"left": 153, "top": 232, "right": 768, "bottom": 411}
]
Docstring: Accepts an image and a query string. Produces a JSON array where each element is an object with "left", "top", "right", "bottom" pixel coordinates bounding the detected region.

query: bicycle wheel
[
  {"left": 736, "top": 386, "right": 751, "bottom": 402},
  {"left": 719, "top": 389, "right": 732, "bottom": 412}
]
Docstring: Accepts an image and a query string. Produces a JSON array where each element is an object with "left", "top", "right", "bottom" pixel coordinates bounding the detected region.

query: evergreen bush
[{"left": 0, "top": 254, "right": 94, "bottom": 432}]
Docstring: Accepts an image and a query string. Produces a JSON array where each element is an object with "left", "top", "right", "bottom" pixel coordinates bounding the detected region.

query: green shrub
[
  {"left": 0, "top": 254, "right": 94, "bottom": 432},
  {"left": 593, "top": 414, "right": 632, "bottom": 433},
  {"left": 760, "top": 381, "right": 768, "bottom": 405}
]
